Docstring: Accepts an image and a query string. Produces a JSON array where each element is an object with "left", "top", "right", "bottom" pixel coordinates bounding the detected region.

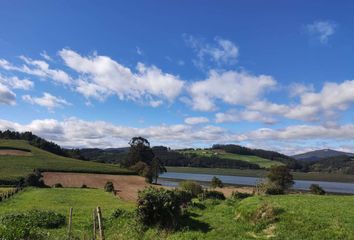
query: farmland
[
  {"left": 178, "top": 149, "right": 284, "bottom": 168},
  {"left": 0, "top": 140, "right": 133, "bottom": 183},
  {"left": 0, "top": 187, "right": 353, "bottom": 239}
]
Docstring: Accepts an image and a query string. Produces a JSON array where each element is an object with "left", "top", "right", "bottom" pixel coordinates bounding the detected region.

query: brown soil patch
[
  {"left": 0, "top": 149, "right": 32, "bottom": 156},
  {"left": 213, "top": 186, "right": 255, "bottom": 197},
  {"left": 42, "top": 172, "right": 149, "bottom": 202}
]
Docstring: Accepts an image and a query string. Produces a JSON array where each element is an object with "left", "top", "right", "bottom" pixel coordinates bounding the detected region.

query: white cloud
[
  {"left": 215, "top": 110, "right": 276, "bottom": 124},
  {"left": 185, "top": 117, "right": 210, "bottom": 125},
  {"left": 136, "top": 47, "right": 143, "bottom": 56},
  {"left": 59, "top": 49, "right": 184, "bottom": 105},
  {"left": 289, "top": 83, "right": 314, "bottom": 97},
  {"left": 0, "top": 56, "right": 72, "bottom": 84},
  {"left": 0, "top": 75, "right": 34, "bottom": 90},
  {"left": 188, "top": 70, "right": 276, "bottom": 111},
  {"left": 307, "top": 20, "right": 336, "bottom": 44},
  {"left": 40, "top": 51, "right": 52, "bottom": 61},
  {"left": 0, "top": 83, "right": 16, "bottom": 105},
  {"left": 185, "top": 35, "right": 239, "bottom": 68},
  {"left": 22, "top": 92, "right": 71, "bottom": 109}
]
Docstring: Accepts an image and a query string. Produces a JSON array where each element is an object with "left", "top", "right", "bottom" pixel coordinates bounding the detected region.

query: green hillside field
[
  {"left": 0, "top": 188, "right": 353, "bottom": 239},
  {"left": 0, "top": 140, "right": 133, "bottom": 184},
  {"left": 179, "top": 149, "right": 284, "bottom": 168}
]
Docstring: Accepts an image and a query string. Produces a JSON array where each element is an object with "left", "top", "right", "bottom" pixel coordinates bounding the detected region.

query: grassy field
[
  {"left": 178, "top": 149, "right": 283, "bottom": 168},
  {"left": 0, "top": 188, "right": 353, "bottom": 239},
  {"left": 0, "top": 140, "right": 133, "bottom": 183},
  {"left": 0, "top": 187, "right": 14, "bottom": 194},
  {"left": 166, "top": 166, "right": 354, "bottom": 182}
]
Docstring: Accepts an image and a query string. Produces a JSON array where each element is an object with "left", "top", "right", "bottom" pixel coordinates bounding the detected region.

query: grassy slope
[
  {"left": 179, "top": 149, "right": 283, "bottom": 168},
  {"left": 0, "top": 188, "right": 134, "bottom": 237},
  {"left": 166, "top": 166, "right": 354, "bottom": 182},
  {"left": 1, "top": 188, "right": 353, "bottom": 239},
  {"left": 0, "top": 139, "right": 133, "bottom": 182}
]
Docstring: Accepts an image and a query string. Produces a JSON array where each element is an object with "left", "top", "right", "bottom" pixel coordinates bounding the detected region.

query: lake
[{"left": 159, "top": 172, "right": 354, "bottom": 194}]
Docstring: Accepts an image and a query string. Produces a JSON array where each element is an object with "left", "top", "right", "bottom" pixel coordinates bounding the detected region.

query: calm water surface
[{"left": 159, "top": 172, "right": 354, "bottom": 194}]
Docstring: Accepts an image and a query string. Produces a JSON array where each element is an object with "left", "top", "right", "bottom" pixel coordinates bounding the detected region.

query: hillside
[
  {"left": 0, "top": 140, "right": 133, "bottom": 184},
  {"left": 178, "top": 148, "right": 284, "bottom": 168},
  {"left": 293, "top": 149, "right": 354, "bottom": 161}
]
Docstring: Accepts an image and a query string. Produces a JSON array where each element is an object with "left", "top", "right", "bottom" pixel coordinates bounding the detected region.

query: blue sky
[{"left": 1, "top": 1, "right": 354, "bottom": 154}]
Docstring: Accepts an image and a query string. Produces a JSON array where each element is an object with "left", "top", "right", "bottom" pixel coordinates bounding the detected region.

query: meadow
[
  {"left": 178, "top": 149, "right": 283, "bottom": 168},
  {"left": 0, "top": 187, "right": 353, "bottom": 239},
  {"left": 0, "top": 140, "right": 133, "bottom": 183}
]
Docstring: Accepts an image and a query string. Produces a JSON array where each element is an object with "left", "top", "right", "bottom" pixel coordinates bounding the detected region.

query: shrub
[
  {"left": 175, "top": 190, "right": 193, "bottom": 207},
  {"left": 81, "top": 184, "right": 87, "bottom": 188},
  {"left": 198, "top": 190, "right": 225, "bottom": 201},
  {"left": 179, "top": 181, "right": 203, "bottom": 197},
  {"left": 231, "top": 191, "right": 252, "bottom": 200},
  {"left": 136, "top": 187, "right": 182, "bottom": 229},
  {"left": 267, "top": 165, "right": 294, "bottom": 192},
  {"left": 111, "top": 208, "right": 130, "bottom": 218},
  {"left": 104, "top": 181, "right": 114, "bottom": 192},
  {"left": 52, "top": 183, "right": 63, "bottom": 188},
  {"left": 252, "top": 203, "right": 282, "bottom": 225},
  {"left": 210, "top": 176, "right": 224, "bottom": 188},
  {"left": 25, "top": 171, "right": 46, "bottom": 187},
  {"left": 309, "top": 184, "right": 326, "bottom": 195}
]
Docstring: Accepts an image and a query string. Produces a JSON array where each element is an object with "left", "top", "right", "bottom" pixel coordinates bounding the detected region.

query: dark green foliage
[
  {"left": 0, "top": 210, "right": 65, "bottom": 239},
  {"left": 179, "top": 181, "right": 203, "bottom": 197},
  {"left": 210, "top": 176, "right": 223, "bottom": 188},
  {"left": 104, "top": 181, "right": 114, "bottom": 192},
  {"left": 231, "top": 191, "right": 252, "bottom": 200},
  {"left": 124, "top": 137, "right": 154, "bottom": 167},
  {"left": 81, "top": 184, "right": 87, "bottom": 188},
  {"left": 52, "top": 183, "right": 63, "bottom": 188},
  {"left": 151, "top": 156, "right": 166, "bottom": 184},
  {"left": 267, "top": 165, "right": 294, "bottom": 192},
  {"left": 198, "top": 190, "right": 225, "bottom": 201},
  {"left": 25, "top": 171, "right": 46, "bottom": 187},
  {"left": 136, "top": 187, "right": 183, "bottom": 229},
  {"left": 111, "top": 208, "right": 130, "bottom": 218},
  {"left": 175, "top": 190, "right": 193, "bottom": 206},
  {"left": 309, "top": 184, "right": 326, "bottom": 195}
]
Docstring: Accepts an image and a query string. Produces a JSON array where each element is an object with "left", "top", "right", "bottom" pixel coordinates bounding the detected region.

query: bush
[
  {"left": 25, "top": 171, "right": 46, "bottom": 187},
  {"left": 179, "top": 181, "right": 203, "bottom": 197},
  {"left": 81, "top": 184, "right": 87, "bottom": 188},
  {"left": 267, "top": 165, "right": 294, "bottom": 192},
  {"left": 231, "top": 191, "right": 252, "bottom": 200},
  {"left": 210, "top": 176, "right": 224, "bottom": 188},
  {"left": 198, "top": 190, "right": 225, "bottom": 201},
  {"left": 136, "top": 187, "right": 182, "bottom": 229},
  {"left": 52, "top": 183, "right": 63, "bottom": 188},
  {"left": 111, "top": 208, "right": 130, "bottom": 218},
  {"left": 309, "top": 184, "right": 326, "bottom": 195},
  {"left": 104, "top": 181, "right": 114, "bottom": 192},
  {"left": 175, "top": 190, "right": 193, "bottom": 207}
]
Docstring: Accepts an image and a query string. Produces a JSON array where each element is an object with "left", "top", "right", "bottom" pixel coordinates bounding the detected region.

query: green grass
[
  {"left": 0, "top": 140, "right": 133, "bottom": 183},
  {"left": 179, "top": 149, "right": 283, "bottom": 168},
  {"left": 0, "top": 187, "right": 134, "bottom": 237},
  {"left": 1, "top": 188, "right": 354, "bottom": 239},
  {"left": 0, "top": 187, "right": 14, "bottom": 194},
  {"left": 166, "top": 166, "right": 354, "bottom": 183}
]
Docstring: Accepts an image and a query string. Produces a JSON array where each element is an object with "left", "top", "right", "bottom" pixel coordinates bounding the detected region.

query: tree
[
  {"left": 210, "top": 176, "right": 223, "bottom": 188},
  {"left": 123, "top": 137, "right": 154, "bottom": 167},
  {"left": 104, "top": 181, "right": 114, "bottom": 192},
  {"left": 309, "top": 184, "right": 325, "bottom": 195},
  {"left": 267, "top": 165, "right": 294, "bottom": 192},
  {"left": 151, "top": 157, "right": 167, "bottom": 184}
]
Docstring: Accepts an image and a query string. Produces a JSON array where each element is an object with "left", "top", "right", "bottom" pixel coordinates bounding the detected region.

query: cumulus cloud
[
  {"left": 184, "top": 116, "right": 210, "bottom": 125},
  {"left": 22, "top": 92, "right": 71, "bottom": 109},
  {"left": 0, "top": 74, "right": 34, "bottom": 90},
  {"left": 184, "top": 35, "right": 239, "bottom": 68},
  {"left": 59, "top": 49, "right": 184, "bottom": 105},
  {"left": 307, "top": 20, "right": 336, "bottom": 44},
  {"left": 0, "top": 56, "right": 71, "bottom": 84},
  {"left": 188, "top": 70, "right": 276, "bottom": 111},
  {"left": 0, "top": 83, "right": 16, "bottom": 105}
]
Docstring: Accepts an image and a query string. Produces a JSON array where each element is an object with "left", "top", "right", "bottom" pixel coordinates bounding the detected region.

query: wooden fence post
[
  {"left": 68, "top": 207, "right": 73, "bottom": 239},
  {"left": 92, "top": 209, "right": 97, "bottom": 240},
  {"left": 96, "top": 207, "right": 105, "bottom": 240}
]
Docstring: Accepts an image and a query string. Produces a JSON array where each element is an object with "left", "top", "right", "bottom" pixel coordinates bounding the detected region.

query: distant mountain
[{"left": 293, "top": 149, "right": 354, "bottom": 162}]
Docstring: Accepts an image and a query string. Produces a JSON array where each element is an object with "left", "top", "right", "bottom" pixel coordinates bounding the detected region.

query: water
[{"left": 159, "top": 172, "right": 354, "bottom": 194}]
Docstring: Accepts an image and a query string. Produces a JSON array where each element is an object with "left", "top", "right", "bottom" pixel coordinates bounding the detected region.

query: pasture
[
  {"left": 0, "top": 140, "right": 133, "bottom": 183},
  {"left": 179, "top": 149, "right": 283, "bottom": 168},
  {"left": 0, "top": 187, "right": 353, "bottom": 239}
]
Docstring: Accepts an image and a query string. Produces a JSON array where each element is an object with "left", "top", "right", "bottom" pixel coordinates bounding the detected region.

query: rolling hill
[
  {"left": 293, "top": 149, "right": 354, "bottom": 162},
  {"left": 0, "top": 139, "right": 133, "bottom": 185}
]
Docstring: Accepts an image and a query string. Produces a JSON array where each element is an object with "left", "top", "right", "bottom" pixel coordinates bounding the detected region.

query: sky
[{"left": 1, "top": 1, "right": 354, "bottom": 154}]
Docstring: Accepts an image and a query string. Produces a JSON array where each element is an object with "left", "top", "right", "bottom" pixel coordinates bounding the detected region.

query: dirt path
[
  {"left": 0, "top": 149, "right": 32, "bottom": 156},
  {"left": 42, "top": 172, "right": 149, "bottom": 201}
]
